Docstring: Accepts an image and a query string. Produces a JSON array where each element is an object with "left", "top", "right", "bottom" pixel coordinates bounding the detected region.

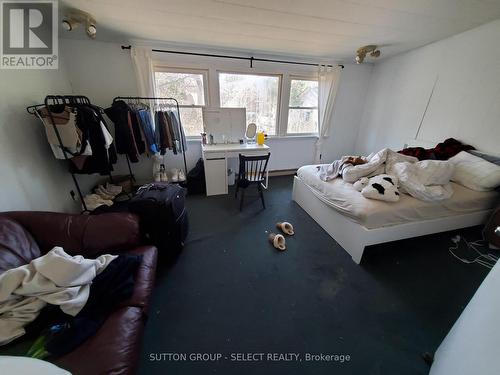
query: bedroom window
[
  {"left": 154, "top": 68, "right": 208, "bottom": 137},
  {"left": 287, "top": 78, "right": 319, "bottom": 135},
  {"left": 219, "top": 72, "right": 280, "bottom": 136}
]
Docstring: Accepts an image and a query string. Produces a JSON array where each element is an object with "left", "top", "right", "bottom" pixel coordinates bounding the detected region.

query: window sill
[
  {"left": 267, "top": 134, "right": 319, "bottom": 140},
  {"left": 185, "top": 135, "right": 318, "bottom": 143}
]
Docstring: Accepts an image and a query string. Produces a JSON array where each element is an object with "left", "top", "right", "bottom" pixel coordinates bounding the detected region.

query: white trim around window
[
  {"left": 153, "top": 66, "right": 209, "bottom": 138},
  {"left": 284, "top": 76, "right": 319, "bottom": 137},
  {"left": 152, "top": 60, "right": 320, "bottom": 139}
]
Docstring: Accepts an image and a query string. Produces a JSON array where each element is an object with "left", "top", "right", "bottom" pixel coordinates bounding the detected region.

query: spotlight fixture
[
  {"left": 62, "top": 10, "right": 97, "bottom": 39},
  {"left": 355, "top": 45, "right": 381, "bottom": 64}
]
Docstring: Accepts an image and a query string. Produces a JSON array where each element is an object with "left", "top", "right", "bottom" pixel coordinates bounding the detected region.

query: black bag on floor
[
  {"left": 129, "top": 182, "right": 189, "bottom": 252},
  {"left": 186, "top": 158, "right": 206, "bottom": 195}
]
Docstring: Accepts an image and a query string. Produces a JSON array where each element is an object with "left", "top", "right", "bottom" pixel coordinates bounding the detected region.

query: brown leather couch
[{"left": 0, "top": 211, "right": 158, "bottom": 375}]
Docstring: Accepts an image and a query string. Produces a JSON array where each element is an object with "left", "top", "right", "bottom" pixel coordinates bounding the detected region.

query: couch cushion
[
  {"left": 0, "top": 212, "right": 141, "bottom": 256},
  {"left": 0, "top": 217, "right": 41, "bottom": 274},
  {"left": 121, "top": 246, "right": 158, "bottom": 313},
  {"left": 54, "top": 306, "right": 144, "bottom": 375}
]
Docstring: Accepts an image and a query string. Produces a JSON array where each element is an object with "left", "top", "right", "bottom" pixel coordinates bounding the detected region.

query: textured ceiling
[{"left": 61, "top": 0, "right": 500, "bottom": 63}]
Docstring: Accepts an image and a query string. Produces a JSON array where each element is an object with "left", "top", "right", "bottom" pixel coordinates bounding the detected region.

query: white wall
[
  {"left": 0, "top": 54, "right": 81, "bottom": 212},
  {"left": 355, "top": 19, "right": 500, "bottom": 155},
  {"left": 61, "top": 39, "right": 372, "bottom": 178}
]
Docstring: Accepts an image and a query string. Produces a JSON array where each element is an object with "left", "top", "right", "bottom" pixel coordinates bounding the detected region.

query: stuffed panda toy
[{"left": 353, "top": 174, "right": 400, "bottom": 202}]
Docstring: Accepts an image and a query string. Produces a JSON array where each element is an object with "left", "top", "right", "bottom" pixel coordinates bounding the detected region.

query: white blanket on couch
[{"left": 0, "top": 247, "right": 116, "bottom": 345}]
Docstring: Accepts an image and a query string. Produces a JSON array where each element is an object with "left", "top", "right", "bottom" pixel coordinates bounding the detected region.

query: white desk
[{"left": 201, "top": 143, "right": 271, "bottom": 196}]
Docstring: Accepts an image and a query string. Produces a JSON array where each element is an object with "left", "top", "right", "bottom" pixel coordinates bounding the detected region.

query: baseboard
[{"left": 268, "top": 169, "right": 297, "bottom": 176}]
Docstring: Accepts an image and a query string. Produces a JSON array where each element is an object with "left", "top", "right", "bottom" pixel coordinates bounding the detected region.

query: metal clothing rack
[
  {"left": 27, "top": 95, "right": 115, "bottom": 212},
  {"left": 112, "top": 96, "right": 188, "bottom": 181}
]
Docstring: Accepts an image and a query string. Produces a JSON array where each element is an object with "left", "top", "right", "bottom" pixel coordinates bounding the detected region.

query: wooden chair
[{"left": 235, "top": 153, "right": 270, "bottom": 211}]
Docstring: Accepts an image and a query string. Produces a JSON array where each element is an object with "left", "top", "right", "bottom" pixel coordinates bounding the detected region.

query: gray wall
[
  {"left": 355, "top": 19, "right": 500, "bottom": 155},
  {"left": 0, "top": 54, "right": 82, "bottom": 212}
]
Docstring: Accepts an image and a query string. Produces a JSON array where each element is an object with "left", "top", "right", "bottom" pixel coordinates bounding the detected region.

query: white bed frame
[{"left": 292, "top": 140, "right": 494, "bottom": 264}]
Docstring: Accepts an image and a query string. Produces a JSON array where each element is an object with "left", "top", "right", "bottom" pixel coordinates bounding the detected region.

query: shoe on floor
[
  {"left": 178, "top": 169, "right": 186, "bottom": 182},
  {"left": 268, "top": 233, "right": 286, "bottom": 251},
  {"left": 160, "top": 171, "right": 169, "bottom": 182},
  {"left": 276, "top": 222, "right": 294, "bottom": 235},
  {"left": 154, "top": 171, "right": 162, "bottom": 182},
  {"left": 170, "top": 168, "right": 179, "bottom": 183}
]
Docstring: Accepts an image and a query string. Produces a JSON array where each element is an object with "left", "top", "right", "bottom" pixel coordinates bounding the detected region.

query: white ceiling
[{"left": 61, "top": 0, "right": 500, "bottom": 63}]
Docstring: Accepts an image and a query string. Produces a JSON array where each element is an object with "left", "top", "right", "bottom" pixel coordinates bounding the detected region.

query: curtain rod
[{"left": 121, "top": 45, "right": 344, "bottom": 69}]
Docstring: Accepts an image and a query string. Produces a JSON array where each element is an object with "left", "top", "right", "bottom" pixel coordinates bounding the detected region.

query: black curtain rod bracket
[{"left": 121, "top": 45, "right": 344, "bottom": 69}]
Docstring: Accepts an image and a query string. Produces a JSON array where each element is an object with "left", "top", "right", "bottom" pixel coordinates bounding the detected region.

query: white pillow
[
  {"left": 361, "top": 174, "right": 400, "bottom": 202},
  {"left": 448, "top": 151, "right": 500, "bottom": 191}
]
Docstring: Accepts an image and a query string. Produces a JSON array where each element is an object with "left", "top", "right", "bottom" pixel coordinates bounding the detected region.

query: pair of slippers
[{"left": 269, "top": 222, "right": 294, "bottom": 251}]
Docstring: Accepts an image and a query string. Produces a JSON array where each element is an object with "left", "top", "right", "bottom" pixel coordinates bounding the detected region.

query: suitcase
[{"left": 129, "top": 182, "right": 189, "bottom": 253}]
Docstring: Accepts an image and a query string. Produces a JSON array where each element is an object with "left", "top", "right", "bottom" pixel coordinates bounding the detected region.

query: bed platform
[{"left": 292, "top": 141, "right": 498, "bottom": 264}]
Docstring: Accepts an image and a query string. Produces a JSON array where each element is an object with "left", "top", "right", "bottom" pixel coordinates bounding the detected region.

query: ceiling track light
[
  {"left": 62, "top": 10, "right": 97, "bottom": 39},
  {"left": 355, "top": 45, "right": 381, "bottom": 64}
]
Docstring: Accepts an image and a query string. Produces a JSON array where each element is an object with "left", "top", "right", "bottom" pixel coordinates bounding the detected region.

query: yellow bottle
[{"left": 256, "top": 131, "right": 265, "bottom": 145}]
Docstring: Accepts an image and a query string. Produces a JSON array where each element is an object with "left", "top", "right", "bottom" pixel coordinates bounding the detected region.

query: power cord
[{"left": 449, "top": 234, "right": 499, "bottom": 269}]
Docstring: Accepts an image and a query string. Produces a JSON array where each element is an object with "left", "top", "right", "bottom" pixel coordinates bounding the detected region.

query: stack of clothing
[{"left": 36, "top": 104, "right": 117, "bottom": 175}]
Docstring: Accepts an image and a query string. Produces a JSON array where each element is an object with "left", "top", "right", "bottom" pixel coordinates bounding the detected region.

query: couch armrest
[{"left": 1, "top": 211, "right": 141, "bottom": 256}]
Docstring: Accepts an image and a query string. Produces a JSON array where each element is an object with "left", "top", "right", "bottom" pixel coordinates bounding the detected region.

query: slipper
[
  {"left": 268, "top": 233, "right": 286, "bottom": 251},
  {"left": 276, "top": 222, "right": 294, "bottom": 236}
]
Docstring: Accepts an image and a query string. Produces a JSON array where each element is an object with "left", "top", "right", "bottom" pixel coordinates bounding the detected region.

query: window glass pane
[
  {"left": 219, "top": 73, "right": 280, "bottom": 135},
  {"left": 155, "top": 72, "right": 205, "bottom": 106},
  {"left": 179, "top": 107, "right": 203, "bottom": 137},
  {"left": 289, "top": 79, "right": 318, "bottom": 107},
  {"left": 287, "top": 108, "right": 318, "bottom": 134}
]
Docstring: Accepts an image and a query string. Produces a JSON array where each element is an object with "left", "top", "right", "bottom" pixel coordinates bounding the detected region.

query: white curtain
[
  {"left": 130, "top": 46, "right": 155, "bottom": 97},
  {"left": 314, "top": 65, "right": 342, "bottom": 163}
]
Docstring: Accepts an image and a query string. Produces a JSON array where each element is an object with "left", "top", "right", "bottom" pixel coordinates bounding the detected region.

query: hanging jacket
[
  {"left": 137, "top": 109, "right": 158, "bottom": 154},
  {"left": 155, "top": 111, "right": 174, "bottom": 155},
  {"left": 168, "top": 110, "right": 187, "bottom": 153},
  {"left": 70, "top": 104, "right": 117, "bottom": 175},
  {"left": 104, "top": 101, "right": 140, "bottom": 162}
]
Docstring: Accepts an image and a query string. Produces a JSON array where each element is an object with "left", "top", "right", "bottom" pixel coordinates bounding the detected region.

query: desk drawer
[
  {"left": 227, "top": 150, "right": 268, "bottom": 158},
  {"left": 204, "top": 152, "right": 226, "bottom": 159}
]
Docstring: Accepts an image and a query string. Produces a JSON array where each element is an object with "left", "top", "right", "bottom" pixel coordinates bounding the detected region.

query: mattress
[{"left": 297, "top": 165, "right": 499, "bottom": 229}]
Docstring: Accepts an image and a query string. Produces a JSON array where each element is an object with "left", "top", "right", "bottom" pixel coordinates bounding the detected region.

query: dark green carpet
[{"left": 138, "top": 176, "right": 489, "bottom": 375}]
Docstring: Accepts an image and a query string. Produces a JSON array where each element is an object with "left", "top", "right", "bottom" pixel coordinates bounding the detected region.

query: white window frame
[
  {"left": 153, "top": 66, "right": 209, "bottom": 139},
  {"left": 217, "top": 70, "right": 282, "bottom": 137},
  {"left": 285, "top": 76, "right": 319, "bottom": 137}
]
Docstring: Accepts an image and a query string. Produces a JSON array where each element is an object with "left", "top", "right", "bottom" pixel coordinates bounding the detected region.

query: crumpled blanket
[
  {"left": 319, "top": 148, "right": 455, "bottom": 202},
  {"left": 0, "top": 247, "right": 117, "bottom": 345},
  {"left": 318, "top": 155, "right": 368, "bottom": 181},
  {"left": 388, "top": 160, "right": 455, "bottom": 201},
  {"left": 398, "top": 137, "right": 475, "bottom": 161},
  {"left": 319, "top": 148, "right": 417, "bottom": 183}
]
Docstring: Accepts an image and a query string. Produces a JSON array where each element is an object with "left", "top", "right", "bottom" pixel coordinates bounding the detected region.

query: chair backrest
[{"left": 238, "top": 153, "right": 270, "bottom": 183}]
